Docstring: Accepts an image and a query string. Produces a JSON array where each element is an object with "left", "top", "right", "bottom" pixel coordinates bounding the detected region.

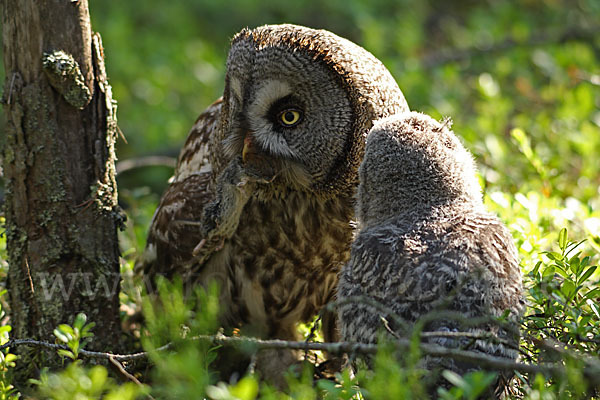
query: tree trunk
[{"left": 1, "top": 0, "right": 122, "bottom": 381}]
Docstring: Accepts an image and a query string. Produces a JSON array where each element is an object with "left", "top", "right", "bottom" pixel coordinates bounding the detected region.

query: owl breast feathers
[
  {"left": 338, "top": 112, "right": 525, "bottom": 394},
  {"left": 139, "top": 24, "right": 409, "bottom": 380}
]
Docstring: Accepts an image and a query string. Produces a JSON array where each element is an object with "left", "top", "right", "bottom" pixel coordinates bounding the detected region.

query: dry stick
[
  {"left": 524, "top": 334, "right": 600, "bottom": 371},
  {"left": 115, "top": 156, "right": 176, "bottom": 175},
  {"left": 3, "top": 334, "right": 600, "bottom": 383},
  {"left": 331, "top": 296, "right": 520, "bottom": 350},
  {"left": 330, "top": 296, "right": 411, "bottom": 335},
  {"left": 0, "top": 339, "right": 173, "bottom": 361},
  {"left": 108, "top": 356, "right": 156, "bottom": 400},
  {"left": 304, "top": 314, "right": 323, "bottom": 364}
]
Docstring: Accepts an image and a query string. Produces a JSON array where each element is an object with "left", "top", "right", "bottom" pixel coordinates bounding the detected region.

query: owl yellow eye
[{"left": 278, "top": 109, "right": 302, "bottom": 127}]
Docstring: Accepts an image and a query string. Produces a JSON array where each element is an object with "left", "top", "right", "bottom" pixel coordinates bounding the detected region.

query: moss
[
  {"left": 42, "top": 50, "right": 92, "bottom": 109},
  {"left": 4, "top": 145, "right": 15, "bottom": 163},
  {"left": 38, "top": 210, "right": 53, "bottom": 227},
  {"left": 4, "top": 221, "right": 27, "bottom": 264}
]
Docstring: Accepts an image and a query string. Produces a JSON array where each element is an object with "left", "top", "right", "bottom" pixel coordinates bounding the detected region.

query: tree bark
[{"left": 1, "top": 0, "right": 122, "bottom": 381}]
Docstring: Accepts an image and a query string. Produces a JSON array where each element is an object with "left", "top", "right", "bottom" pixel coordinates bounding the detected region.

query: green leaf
[
  {"left": 578, "top": 266, "right": 597, "bottom": 285},
  {"left": 553, "top": 266, "right": 570, "bottom": 279},
  {"left": 580, "top": 256, "right": 591, "bottom": 268},
  {"left": 569, "top": 254, "right": 582, "bottom": 275},
  {"left": 532, "top": 261, "right": 542, "bottom": 277},
  {"left": 57, "top": 324, "right": 74, "bottom": 335},
  {"left": 57, "top": 349, "right": 75, "bottom": 360},
  {"left": 561, "top": 280, "right": 576, "bottom": 300},
  {"left": 565, "top": 239, "right": 587, "bottom": 257},
  {"left": 545, "top": 251, "right": 562, "bottom": 261},
  {"left": 589, "top": 301, "right": 600, "bottom": 319},
  {"left": 73, "top": 313, "right": 87, "bottom": 330},
  {"left": 542, "top": 266, "right": 556, "bottom": 279},
  {"left": 53, "top": 328, "right": 70, "bottom": 343},
  {"left": 442, "top": 370, "right": 466, "bottom": 389},
  {"left": 229, "top": 376, "right": 259, "bottom": 400},
  {"left": 558, "top": 228, "right": 568, "bottom": 251},
  {"left": 81, "top": 322, "right": 96, "bottom": 339},
  {"left": 317, "top": 379, "right": 338, "bottom": 392},
  {"left": 582, "top": 288, "right": 600, "bottom": 301}
]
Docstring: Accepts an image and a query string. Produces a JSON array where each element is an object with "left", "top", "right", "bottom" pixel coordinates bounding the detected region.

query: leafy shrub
[{"left": 0, "top": 0, "right": 599, "bottom": 398}]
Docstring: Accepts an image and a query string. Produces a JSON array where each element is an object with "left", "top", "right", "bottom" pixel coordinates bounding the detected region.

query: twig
[
  {"left": 522, "top": 334, "right": 600, "bottom": 370},
  {"left": 330, "top": 296, "right": 411, "bottom": 335},
  {"left": 3, "top": 334, "right": 600, "bottom": 383},
  {"left": 115, "top": 156, "right": 176, "bottom": 175},
  {"left": 0, "top": 339, "right": 172, "bottom": 361},
  {"left": 415, "top": 309, "right": 521, "bottom": 346},
  {"left": 108, "top": 356, "right": 154, "bottom": 400},
  {"left": 304, "top": 314, "right": 322, "bottom": 363},
  {"left": 24, "top": 257, "right": 35, "bottom": 295},
  {"left": 246, "top": 352, "right": 258, "bottom": 376},
  {"left": 116, "top": 125, "right": 128, "bottom": 144},
  {"left": 420, "top": 330, "right": 515, "bottom": 348},
  {"left": 380, "top": 316, "right": 401, "bottom": 340},
  {"left": 332, "top": 296, "right": 520, "bottom": 349}
]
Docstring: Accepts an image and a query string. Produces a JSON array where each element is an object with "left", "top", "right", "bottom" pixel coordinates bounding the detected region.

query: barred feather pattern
[
  {"left": 140, "top": 100, "right": 223, "bottom": 279},
  {"left": 338, "top": 113, "right": 525, "bottom": 395},
  {"left": 140, "top": 24, "right": 411, "bottom": 384},
  {"left": 141, "top": 100, "right": 355, "bottom": 339}
]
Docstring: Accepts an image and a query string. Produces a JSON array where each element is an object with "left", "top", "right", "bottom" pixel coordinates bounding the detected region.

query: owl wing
[
  {"left": 340, "top": 217, "right": 524, "bottom": 339},
  {"left": 339, "top": 232, "right": 432, "bottom": 331},
  {"left": 138, "top": 98, "right": 225, "bottom": 288}
]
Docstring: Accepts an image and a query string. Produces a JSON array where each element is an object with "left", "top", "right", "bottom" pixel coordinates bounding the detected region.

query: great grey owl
[
  {"left": 139, "top": 24, "right": 409, "bottom": 379},
  {"left": 337, "top": 112, "right": 525, "bottom": 394}
]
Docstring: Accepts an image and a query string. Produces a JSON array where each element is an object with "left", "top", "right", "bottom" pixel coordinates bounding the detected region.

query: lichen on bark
[
  {"left": 1, "top": 0, "right": 123, "bottom": 384},
  {"left": 42, "top": 50, "right": 92, "bottom": 109}
]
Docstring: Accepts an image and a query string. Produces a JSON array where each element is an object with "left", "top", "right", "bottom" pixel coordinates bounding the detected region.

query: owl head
[
  {"left": 357, "top": 112, "right": 483, "bottom": 227},
  {"left": 215, "top": 24, "right": 409, "bottom": 198}
]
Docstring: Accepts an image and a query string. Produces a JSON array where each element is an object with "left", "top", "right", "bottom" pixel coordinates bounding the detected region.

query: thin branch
[
  {"left": 3, "top": 334, "right": 600, "bottom": 384},
  {"left": 305, "top": 314, "right": 322, "bottom": 363},
  {"left": 0, "top": 339, "right": 173, "bottom": 361},
  {"left": 420, "top": 330, "right": 516, "bottom": 349},
  {"left": 329, "top": 296, "right": 411, "bottom": 335},
  {"left": 522, "top": 334, "right": 600, "bottom": 370},
  {"left": 380, "top": 316, "right": 401, "bottom": 340},
  {"left": 108, "top": 356, "right": 155, "bottom": 400},
  {"left": 331, "top": 296, "right": 520, "bottom": 349},
  {"left": 415, "top": 309, "right": 521, "bottom": 343},
  {"left": 115, "top": 156, "right": 176, "bottom": 175}
]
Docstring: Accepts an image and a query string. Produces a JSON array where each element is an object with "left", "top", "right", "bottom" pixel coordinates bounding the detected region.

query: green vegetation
[{"left": 0, "top": 0, "right": 599, "bottom": 398}]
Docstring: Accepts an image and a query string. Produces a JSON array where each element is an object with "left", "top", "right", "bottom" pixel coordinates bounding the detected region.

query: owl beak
[{"left": 242, "top": 134, "right": 253, "bottom": 163}]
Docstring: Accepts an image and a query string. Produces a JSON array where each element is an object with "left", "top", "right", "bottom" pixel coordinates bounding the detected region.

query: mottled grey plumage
[
  {"left": 140, "top": 24, "right": 409, "bottom": 381},
  {"left": 338, "top": 112, "right": 525, "bottom": 393}
]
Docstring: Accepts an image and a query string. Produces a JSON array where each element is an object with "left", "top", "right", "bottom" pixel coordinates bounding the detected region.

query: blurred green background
[
  {"left": 1, "top": 3, "right": 600, "bottom": 396},
  {"left": 1, "top": 0, "right": 599, "bottom": 256}
]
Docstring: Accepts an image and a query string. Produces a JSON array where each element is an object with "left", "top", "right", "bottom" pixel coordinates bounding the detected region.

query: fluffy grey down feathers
[{"left": 338, "top": 112, "right": 525, "bottom": 393}]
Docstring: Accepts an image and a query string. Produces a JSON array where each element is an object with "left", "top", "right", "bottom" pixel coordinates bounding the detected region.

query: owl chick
[{"left": 337, "top": 112, "right": 525, "bottom": 394}]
